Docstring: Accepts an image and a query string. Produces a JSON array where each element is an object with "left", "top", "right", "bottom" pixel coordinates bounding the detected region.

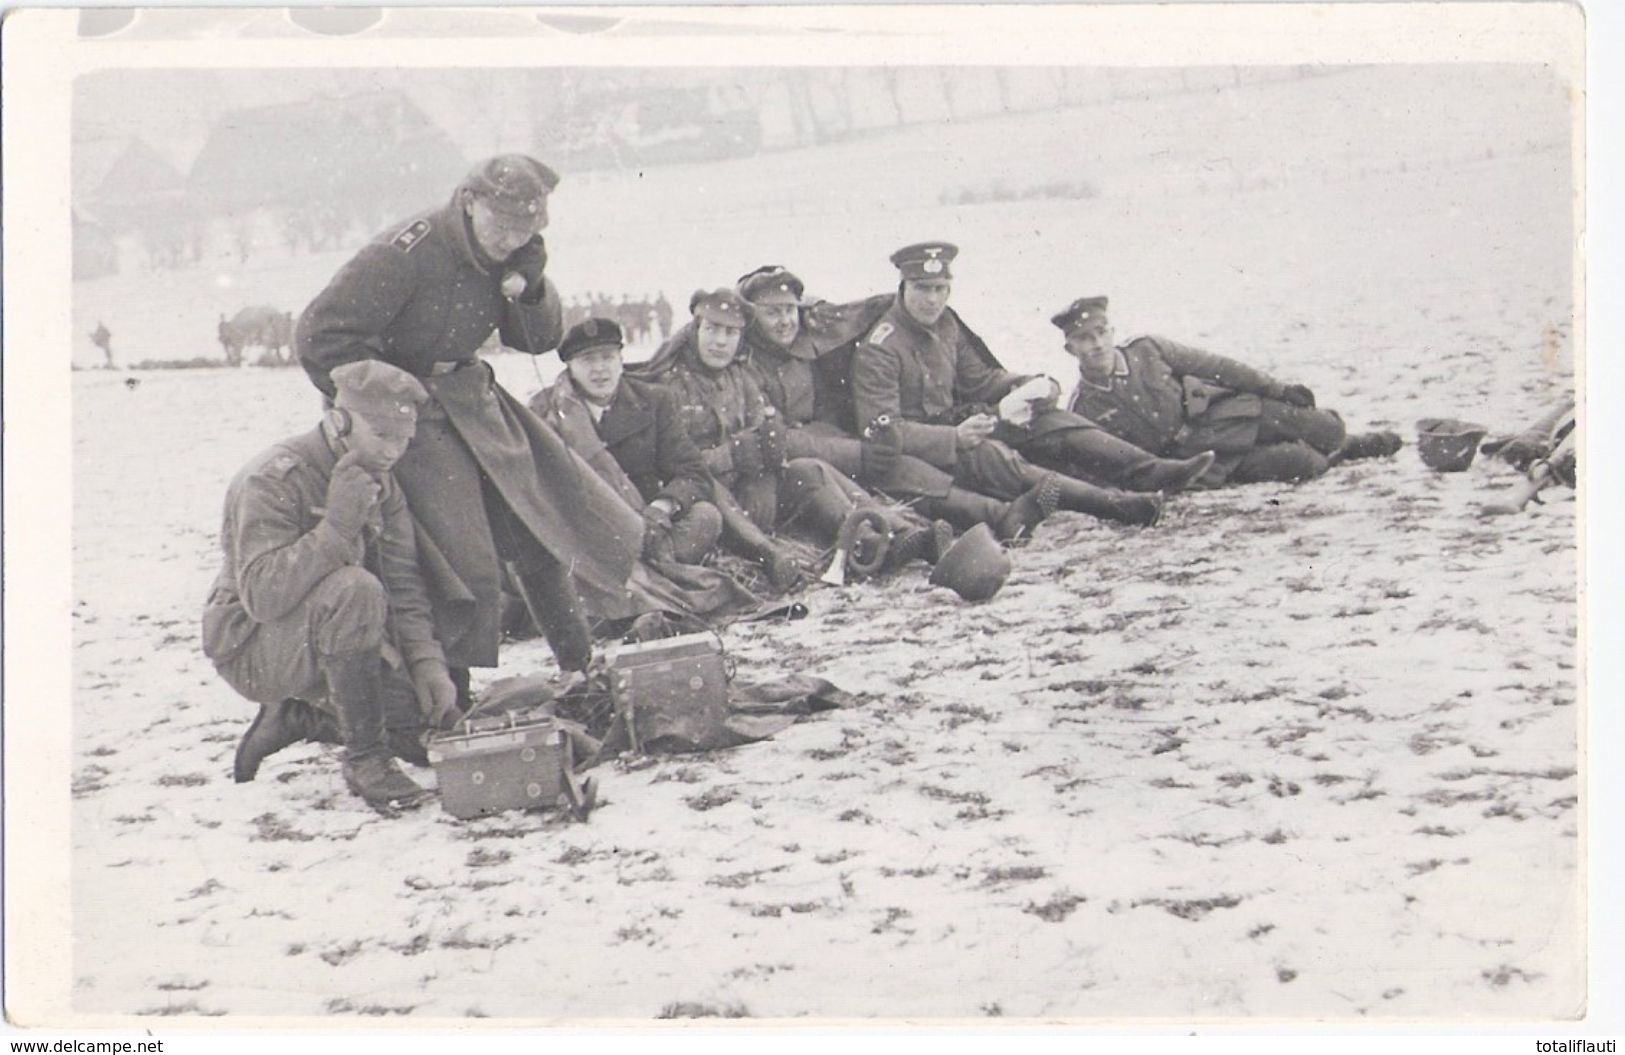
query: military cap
[
  {"left": 689, "top": 287, "right": 750, "bottom": 328},
  {"left": 1051, "top": 296, "right": 1111, "bottom": 334},
  {"left": 331, "top": 360, "right": 429, "bottom": 428},
  {"left": 737, "top": 265, "right": 806, "bottom": 306},
  {"left": 462, "top": 154, "right": 559, "bottom": 222},
  {"left": 889, "top": 241, "right": 958, "bottom": 280},
  {"left": 558, "top": 317, "right": 625, "bottom": 362}
]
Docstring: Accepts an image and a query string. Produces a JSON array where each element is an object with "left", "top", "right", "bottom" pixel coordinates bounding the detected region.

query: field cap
[
  {"left": 332, "top": 360, "right": 429, "bottom": 431},
  {"left": 1051, "top": 296, "right": 1111, "bottom": 334},
  {"left": 738, "top": 265, "right": 806, "bottom": 306},
  {"left": 689, "top": 288, "right": 750, "bottom": 328},
  {"left": 890, "top": 241, "right": 958, "bottom": 280},
  {"left": 463, "top": 154, "right": 559, "bottom": 223},
  {"left": 559, "top": 317, "right": 625, "bottom": 362}
]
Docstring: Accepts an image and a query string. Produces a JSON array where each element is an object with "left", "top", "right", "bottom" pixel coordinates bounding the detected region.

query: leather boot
[
  {"left": 513, "top": 558, "right": 594, "bottom": 673},
  {"left": 1329, "top": 430, "right": 1404, "bottom": 465},
  {"left": 717, "top": 484, "right": 803, "bottom": 591},
  {"left": 233, "top": 697, "right": 340, "bottom": 783},
  {"left": 887, "top": 517, "right": 956, "bottom": 568},
  {"left": 1042, "top": 429, "right": 1215, "bottom": 493},
  {"left": 322, "top": 650, "right": 429, "bottom": 810},
  {"left": 1050, "top": 475, "right": 1163, "bottom": 526},
  {"left": 919, "top": 483, "right": 1054, "bottom": 543}
]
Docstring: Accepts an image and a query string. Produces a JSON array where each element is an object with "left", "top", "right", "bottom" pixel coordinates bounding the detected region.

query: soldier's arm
[
  {"left": 296, "top": 244, "right": 417, "bottom": 398},
  {"left": 374, "top": 480, "right": 447, "bottom": 670},
  {"left": 231, "top": 473, "right": 359, "bottom": 623},
  {"left": 499, "top": 275, "right": 564, "bottom": 355},
  {"left": 852, "top": 343, "right": 960, "bottom": 468},
  {"left": 953, "top": 338, "right": 1028, "bottom": 406},
  {"left": 652, "top": 388, "right": 712, "bottom": 513},
  {"left": 1148, "top": 336, "right": 1285, "bottom": 398}
]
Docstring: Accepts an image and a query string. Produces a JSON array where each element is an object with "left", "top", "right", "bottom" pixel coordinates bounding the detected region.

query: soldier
[
  {"left": 1054, "top": 295, "right": 1403, "bottom": 486},
  {"left": 737, "top": 263, "right": 1049, "bottom": 542},
  {"left": 202, "top": 361, "right": 454, "bottom": 811},
  {"left": 851, "top": 242, "right": 1198, "bottom": 526},
  {"left": 530, "top": 318, "right": 723, "bottom": 565},
  {"left": 296, "top": 155, "right": 643, "bottom": 702},
  {"left": 632, "top": 288, "right": 807, "bottom": 590},
  {"left": 653, "top": 291, "right": 674, "bottom": 340},
  {"left": 90, "top": 321, "right": 114, "bottom": 369}
]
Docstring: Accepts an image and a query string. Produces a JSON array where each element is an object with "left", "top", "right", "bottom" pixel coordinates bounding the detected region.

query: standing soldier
[
  {"left": 202, "top": 361, "right": 454, "bottom": 811},
  {"left": 851, "top": 242, "right": 1208, "bottom": 525},
  {"left": 653, "top": 291, "right": 674, "bottom": 340},
  {"left": 90, "top": 321, "right": 114, "bottom": 369},
  {"left": 1054, "top": 295, "right": 1403, "bottom": 486},
  {"left": 296, "top": 155, "right": 643, "bottom": 702}
]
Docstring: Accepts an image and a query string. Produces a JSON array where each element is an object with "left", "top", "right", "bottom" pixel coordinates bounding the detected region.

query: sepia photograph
[{"left": 3, "top": 2, "right": 1604, "bottom": 1030}]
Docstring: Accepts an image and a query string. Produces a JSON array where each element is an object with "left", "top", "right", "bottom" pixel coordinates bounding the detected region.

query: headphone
[{"left": 328, "top": 406, "right": 353, "bottom": 438}]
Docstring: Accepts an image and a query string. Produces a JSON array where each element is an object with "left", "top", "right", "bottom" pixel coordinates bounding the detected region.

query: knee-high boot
[
  {"left": 1046, "top": 474, "right": 1163, "bottom": 526},
  {"left": 715, "top": 483, "right": 803, "bottom": 592},
  {"left": 511, "top": 556, "right": 594, "bottom": 673},
  {"left": 232, "top": 697, "right": 342, "bottom": 783},
  {"left": 1032, "top": 430, "right": 1215, "bottom": 493},
  {"left": 918, "top": 481, "right": 1056, "bottom": 542},
  {"left": 322, "top": 650, "right": 428, "bottom": 809}
]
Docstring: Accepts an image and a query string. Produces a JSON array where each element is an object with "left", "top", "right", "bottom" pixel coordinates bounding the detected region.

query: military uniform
[
  {"left": 203, "top": 427, "right": 439, "bottom": 727},
  {"left": 531, "top": 372, "right": 721, "bottom": 563},
  {"left": 1066, "top": 336, "right": 1347, "bottom": 485},
  {"left": 297, "top": 158, "right": 641, "bottom": 671}
]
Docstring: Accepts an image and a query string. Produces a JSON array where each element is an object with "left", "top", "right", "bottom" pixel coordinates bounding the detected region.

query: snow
[{"left": 63, "top": 65, "right": 1579, "bottom": 1021}]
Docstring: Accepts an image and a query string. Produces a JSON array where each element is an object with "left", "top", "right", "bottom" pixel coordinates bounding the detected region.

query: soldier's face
[
  {"left": 752, "top": 302, "right": 801, "bottom": 348},
  {"left": 347, "top": 413, "right": 416, "bottom": 474},
  {"left": 696, "top": 318, "right": 744, "bottom": 370},
  {"left": 902, "top": 279, "right": 952, "bottom": 327},
  {"left": 567, "top": 346, "right": 624, "bottom": 405},
  {"left": 467, "top": 197, "right": 546, "bottom": 260},
  {"left": 1065, "top": 318, "right": 1117, "bottom": 376}
]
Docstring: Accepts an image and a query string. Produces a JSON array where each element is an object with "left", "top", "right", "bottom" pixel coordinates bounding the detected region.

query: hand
[
  {"left": 1279, "top": 383, "right": 1316, "bottom": 408},
  {"left": 1032, "top": 376, "right": 1062, "bottom": 411},
  {"left": 954, "top": 413, "right": 998, "bottom": 451},
  {"left": 728, "top": 429, "right": 767, "bottom": 478},
  {"left": 324, "top": 451, "right": 382, "bottom": 538},
  {"left": 502, "top": 238, "right": 548, "bottom": 302},
  {"left": 758, "top": 413, "right": 789, "bottom": 469},
  {"left": 1485, "top": 432, "right": 1547, "bottom": 470},
  {"left": 412, "top": 660, "right": 461, "bottom": 729},
  {"left": 640, "top": 502, "right": 676, "bottom": 561}
]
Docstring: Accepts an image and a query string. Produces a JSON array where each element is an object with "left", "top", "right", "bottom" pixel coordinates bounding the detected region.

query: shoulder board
[
  {"left": 390, "top": 218, "right": 432, "bottom": 253},
  {"left": 262, "top": 451, "right": 301, "bottom": 479},
  {"left": 866, "top": 321, "right": 895, "bottom": 346}
]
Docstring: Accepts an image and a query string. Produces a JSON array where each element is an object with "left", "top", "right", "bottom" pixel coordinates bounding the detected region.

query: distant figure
[
  {"left": 90, "top": 321, "right": 114, "bottom": 369},
  {"left": 653, "top": 291, "right": 674, "bottom": 340},
  {"left": 217, "top": 313, "right": 243, "bottom": 367},
  {"left": 219, "top": 305, "right": 293, "bottom": 365}
]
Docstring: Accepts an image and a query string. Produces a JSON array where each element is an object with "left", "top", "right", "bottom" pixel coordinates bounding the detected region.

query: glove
[
  {"left": 1483, "top": 431, "right": 1548, "bottom": 471},
  {"left": 860, "top": 415, "right": 901, "bottom": 482},
  {"left": 502, "top": 237, "right": 549, "bottom": 304},
  {"left": 324, "top": 452, "right": 382, "bottom": 539},
  {"left": 640, "top": 503, "right": 676, "bottom": 562},
  {"left": 1278, "top": 383, "right": 1317, "bottom": 408},
  {"left": 758, "top": 412, "right": 789, "bottom": 469},
  {"left": 728, "top": 429, "right": 766, "bottom": 479},
  {"left": 412, "top": 659, "right": 461, "bottom": 730}
]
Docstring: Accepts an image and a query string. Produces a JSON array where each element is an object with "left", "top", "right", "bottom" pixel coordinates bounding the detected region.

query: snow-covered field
[{"left": 67, "top": 65, "right": 1581, "bottom": 1020}]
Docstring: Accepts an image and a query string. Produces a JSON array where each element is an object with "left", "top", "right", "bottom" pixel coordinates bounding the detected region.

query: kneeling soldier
[{"left": 202, "top": 361, "right": 458, "bottom": 811}]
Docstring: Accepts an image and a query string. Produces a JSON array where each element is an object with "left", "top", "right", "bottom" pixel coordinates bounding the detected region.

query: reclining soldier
[
  {"left": 202, "top": 361, "right": 457, "bottom": 811},
  {"left": 852, "top": 242, "right": 1211, "bottom": 526},
  {"left": 1055, "top": 295, "right": 1403, "bottom": 486}
]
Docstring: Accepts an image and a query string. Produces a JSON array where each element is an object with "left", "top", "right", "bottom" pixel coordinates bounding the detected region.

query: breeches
[
  {"left": 212, "top": 566, "right": 421, "bottom": 729},
  {"left": 787, "top": 423, "right": 953, "bottom": 498},
  {"left": 1254, "top": 400, "right": 1346, "bottom": 455},
  {"left": 952, "top": 440, "right": 1040, "bottom": 501}
]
